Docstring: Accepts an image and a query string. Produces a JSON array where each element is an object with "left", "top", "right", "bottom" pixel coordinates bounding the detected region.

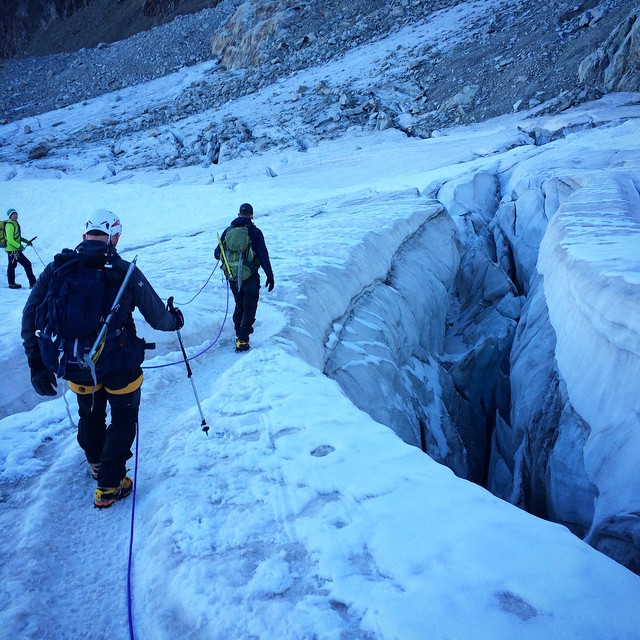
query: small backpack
[
  {"left": 0, "top": 220, "right": 6, "bottom": 248},
  {"left": 220, "top": 226, "right": 256, "bottom": 285},
  {"left": 35, "top": 249, "right": 124, "bottom": 379}
]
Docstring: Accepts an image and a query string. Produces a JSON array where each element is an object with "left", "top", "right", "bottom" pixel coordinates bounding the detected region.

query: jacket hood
[
  {"left": 231, "top": 217, "right": 252, "bottom": 228},
  {"left": 71, "top": 239, "right": 128, "bottom": 272},
  {"left": 75, "top": 239, "right": 116, "bottom": 256}
]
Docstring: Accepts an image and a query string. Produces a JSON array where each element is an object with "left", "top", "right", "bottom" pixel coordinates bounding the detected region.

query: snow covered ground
[{"left": 1, "top": 8, "right": 640, "bottom": 640}]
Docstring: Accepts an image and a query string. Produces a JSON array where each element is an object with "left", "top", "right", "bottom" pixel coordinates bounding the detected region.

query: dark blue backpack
[{"left": 35, "top": 249, "right": 120, "bottom": 378}]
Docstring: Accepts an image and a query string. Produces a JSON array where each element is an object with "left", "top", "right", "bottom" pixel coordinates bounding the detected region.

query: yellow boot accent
[
  {"left": 94, "top": 477, "right": 133, "bottom": 509},
  {"left": 235, "top": 339, "right": 250, "bottom": 352}
]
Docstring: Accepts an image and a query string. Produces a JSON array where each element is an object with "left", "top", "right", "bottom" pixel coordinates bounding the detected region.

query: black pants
[
  {"left": 7, "top": 251, "right": 36, "bottom": 286},
  {"left": 230, "top": 274, "right": 260, "bottom": 342},
  {"left": 76, "top": 386, "right": 140, "bottom": 487}
]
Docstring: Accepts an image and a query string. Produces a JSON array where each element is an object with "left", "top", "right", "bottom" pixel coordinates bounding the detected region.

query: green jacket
[{"left": 4, "top": 219, "right": 25, "bottom": 253}]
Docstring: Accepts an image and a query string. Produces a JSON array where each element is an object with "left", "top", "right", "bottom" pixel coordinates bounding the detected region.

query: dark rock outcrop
[
  {"left": 0, "top": 0, "right": 223, "bottom": 58},
  {"left": 579, "top": 8, "right": 640, "bottom": 92}
]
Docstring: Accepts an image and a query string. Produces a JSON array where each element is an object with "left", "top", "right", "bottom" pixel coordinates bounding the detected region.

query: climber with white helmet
[{"left": 21, "top": 209, "right": 184, "bottom": 509}]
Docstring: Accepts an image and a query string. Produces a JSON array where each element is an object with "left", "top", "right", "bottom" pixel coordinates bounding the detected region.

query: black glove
[
  {"left": 266, "top": 276, "right": 275, "bottom": 292},
  {"left": 28, "top": 357, "right": 57, "bottom": 396},
  {"left": 24, "top": 239, "right": 33, "bottom": 247},
  {"left": 166, "top": 296, "right": 184, "bottom": 330},
  {"left": 171, "top": 306, "right": 184, "bottom": 330}
]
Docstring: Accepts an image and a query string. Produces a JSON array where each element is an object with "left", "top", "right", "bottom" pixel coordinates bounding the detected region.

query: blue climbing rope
[
  {"left": 174, "top": 263, "right": 219, "bottom": 306},
  {"left": 142, "top": 280, "right": 230, "bottom": 370},
  {"left": 126, "top": 274, "right": 229, "bottom": 640},
  {"left": 127, "top": 420, "right": 140, "bottom": 640}
]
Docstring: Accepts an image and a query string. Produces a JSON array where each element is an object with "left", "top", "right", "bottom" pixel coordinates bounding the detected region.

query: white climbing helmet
[{"left": 84, "top": 209, "right": 122, "bottom": 238}]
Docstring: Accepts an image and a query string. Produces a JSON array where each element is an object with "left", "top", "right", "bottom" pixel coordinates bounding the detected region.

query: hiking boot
[
  {"left": 8, "top": 283, "right": 22, "bottom": 289},
  {"left": 235, "top": 339, "right": 250, "bottom": 352},
  {"left": 88, "top": 462, "right": 101, "bottom": 481},
  {"left": 94, "top": 476, "right": 133, "bottom": 509}
]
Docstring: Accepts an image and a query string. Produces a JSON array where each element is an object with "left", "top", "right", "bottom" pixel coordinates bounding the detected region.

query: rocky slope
[{"left": 0, "top": 0, "right": 638, "bottom": 146}]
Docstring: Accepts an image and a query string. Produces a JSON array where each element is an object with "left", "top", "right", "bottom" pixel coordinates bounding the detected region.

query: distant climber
[
  {"left": 215, "top": 203, "right": 274, "bottom": 352},
  {"left": 4, "top": 208, "right": 37, "bottom": 289}
]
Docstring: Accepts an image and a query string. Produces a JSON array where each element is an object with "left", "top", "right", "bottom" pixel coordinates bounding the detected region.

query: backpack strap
[{"left": 237, "top": 248, "right": 245, "bottom": 293}]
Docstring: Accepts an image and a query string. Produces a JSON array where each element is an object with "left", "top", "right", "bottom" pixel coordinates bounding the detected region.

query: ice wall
[
  {"left": 289, "top": 108, "right": 640, "bottom": 573},
  {"left": 436, "top": 172, "right": 523, "bottom": 483},
  {"left": 323, "top": 204, "right": 467, "bottom": 473},
  {"left": 322, "top": 171, "right": 523, "bottom": 485},
  {"left": 490, "top": 167, "right": 640, "bottom": 571},
  {"left": 538, "top": 176, "right": 640, "bottom": 568}
]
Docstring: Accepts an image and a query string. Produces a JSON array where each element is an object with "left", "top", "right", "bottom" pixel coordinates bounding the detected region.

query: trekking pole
[
  {"left": 28, "top": 238, "right": 46, "bottom": 267},
  {"left": 167, "top": 296, "right": 209, "bottom": 435}
]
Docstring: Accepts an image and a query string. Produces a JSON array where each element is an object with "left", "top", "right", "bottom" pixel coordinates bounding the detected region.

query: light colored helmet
[{"left": 84, "top": 209, "right": 122, "bottom": 238}]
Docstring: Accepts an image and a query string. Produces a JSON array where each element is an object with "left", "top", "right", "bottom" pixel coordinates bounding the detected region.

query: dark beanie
[{"left": 239, "top": 203, "right": 253, "bottom": 216}]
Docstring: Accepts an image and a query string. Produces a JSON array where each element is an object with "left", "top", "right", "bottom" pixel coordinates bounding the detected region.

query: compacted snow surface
[{"left": 1, "top": 5, "right": 640, "bottom": 639}]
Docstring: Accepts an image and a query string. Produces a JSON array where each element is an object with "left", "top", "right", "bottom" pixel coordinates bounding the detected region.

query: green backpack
[
  {"left": 220, "top": 226, "right": 256, "bottom": 286},
  {"left": 0, "top": 220, "right": 6, "bottom": 249}
]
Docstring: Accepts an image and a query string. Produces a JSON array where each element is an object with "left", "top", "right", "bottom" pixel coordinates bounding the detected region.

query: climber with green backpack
[{"left": 215, "top": 203, "right": 274, "bottom": 352}]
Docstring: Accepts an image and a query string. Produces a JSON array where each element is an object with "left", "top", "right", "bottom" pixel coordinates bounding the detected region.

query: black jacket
[
  {"left": 22, "top": 240, "right": 178, "bottom": 378},
  {"left": 215, "top": 217, "right": 274, "bottom": 281}
]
